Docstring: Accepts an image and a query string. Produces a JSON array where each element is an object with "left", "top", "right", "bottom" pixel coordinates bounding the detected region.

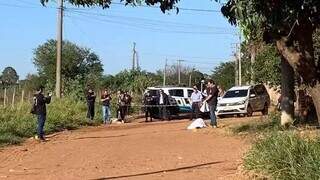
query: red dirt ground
[{"left": 0, "top": 118, "right": 255, "bottom": 180}]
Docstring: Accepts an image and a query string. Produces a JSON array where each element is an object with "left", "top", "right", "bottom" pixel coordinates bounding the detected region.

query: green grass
[
  {"left": 244, "top": 132, "right": 320, "bottom": 180},
  {"left": 231, "top": 112, "right": 282, "bottom": 134},
  {"left": 0, "top": 98, "right": 102, "bottom": 146}
]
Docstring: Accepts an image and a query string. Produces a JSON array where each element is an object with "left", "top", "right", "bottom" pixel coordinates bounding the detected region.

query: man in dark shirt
[
  {"left": 101, "top": 89, "right": 111, "bottom": 124},
  {"left": 33, "top": 86, "right": 51, "bottom": 141},
  {"left": 203, "top": 80, "right": 219, "bottom": 128},
  {"left": 144, "top": 91, "right": 154, "bottom": 122},
  {"left": 86, "top": 88, "right": 96, "bottom": 121}
]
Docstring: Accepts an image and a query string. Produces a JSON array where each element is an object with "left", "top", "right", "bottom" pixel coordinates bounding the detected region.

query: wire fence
[{"left": 0, "top": 87, "right": 34, "bottom": 109}]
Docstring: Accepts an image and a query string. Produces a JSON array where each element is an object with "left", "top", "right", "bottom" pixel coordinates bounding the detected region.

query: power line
[
  {"left": 65, "top": 9, "right": 236, "bottom": 31},
  {"left": 66, "top": 13, "right": 235, "bottom": 35}
]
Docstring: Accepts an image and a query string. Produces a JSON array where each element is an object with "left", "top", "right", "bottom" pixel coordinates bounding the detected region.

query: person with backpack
[{"left": 31, "top": 86, "right": 52, "bottom": 141}]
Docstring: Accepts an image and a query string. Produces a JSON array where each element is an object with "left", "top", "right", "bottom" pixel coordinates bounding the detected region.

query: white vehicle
[
  {"left": 146, "top": 86, "right": 194, "bottom": 113},
  {"left": 216, "top": 85, "right": 270, "bottom": 117}
]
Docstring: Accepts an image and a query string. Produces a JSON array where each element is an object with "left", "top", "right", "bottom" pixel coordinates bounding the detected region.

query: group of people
[
  {"left": 189, "top": 79, "right": 219, "bottom": 128},
  {"left": 143, "top": 89, "right": 170, "bottom": 122},
  {"left": 31, "top": 79, "right": 219, "bottom": 141},
  {"left": 86, "top": 88, "right": 132, "bottom": 124}
]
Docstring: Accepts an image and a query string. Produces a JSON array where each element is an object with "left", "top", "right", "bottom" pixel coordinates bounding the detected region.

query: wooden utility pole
[
  {"left": 238, "top": 30, "right": 242, "bottom": 86},
  {"left": 132, "top": 42, "right": 136, "bottom": 70},
  {"left": 163, "top": 59, "right": 167, "bottom": 86},
  {"left": 177, "top": 60, "right": 184, "bottom": 85},
  {"left": 56, "top": 0, "right": 63, "bottom": 98}
]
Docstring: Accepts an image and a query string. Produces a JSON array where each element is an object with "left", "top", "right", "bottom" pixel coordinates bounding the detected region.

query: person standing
[
  {"left": 86, "top": 88, "right": 96, "bottom": 121},
  {"left": 158, "top": 89, "right": 169, "bottom": 120},
  {"left": 124, "top": 91, "right": 132, "bottom": 118},
  {"left": 203, "top": 80, "right": 219, "bottom": 128},
  {"left": 117, "top": 90, "right": 126, "bottom": 123},
  {"left": 32, "top": 86, "right": 51, "bottom": 141},
  {"left": 101, "top": 89, "right": 112, "bottom": 124},
  {"left": 190, "top": 86, "right": 202, "bottom": 120},
  {"left": 144, "top": 92, "right": 154, "bottom": 122}
]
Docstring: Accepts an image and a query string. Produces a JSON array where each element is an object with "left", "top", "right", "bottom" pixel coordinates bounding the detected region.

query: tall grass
[
  {"left": 0, "top": 98, "right": 102, "bottom": 146},
  {"left": 244, "top": 132, "right": 320, "bottom": 180},
  {"left": 231, "top": 112, "right": 282, "bottom": 134}
]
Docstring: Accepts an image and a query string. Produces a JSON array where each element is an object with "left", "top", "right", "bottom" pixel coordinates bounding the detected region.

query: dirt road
[{"left": 0, "top": 118, "right": 250, "bottom": 180}]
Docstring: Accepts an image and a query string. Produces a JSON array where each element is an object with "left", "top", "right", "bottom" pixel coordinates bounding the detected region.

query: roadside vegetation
[{"left": 0, "top": 98, "right": 101, "bottom": 146}]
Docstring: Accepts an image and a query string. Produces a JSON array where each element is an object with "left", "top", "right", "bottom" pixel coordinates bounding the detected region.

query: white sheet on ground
[{"left": 187, "top": 118, "right": 207, "bottom": 130}]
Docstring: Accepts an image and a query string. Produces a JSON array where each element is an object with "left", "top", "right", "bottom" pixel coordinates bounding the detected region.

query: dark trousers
[
  {"left": 190, "top": 102, "right": 200, "bottom": 120},
  {"left": 145, "top": 107, "right": 153, "bottom": 122},
  {"left": 118, "top": 106, "right": 126, "bottom": 121},
  {"left": 87, "top": 103, "right": 95, "bottom": 120},
  {"left": 37, "top": 114, "right": 46, "bottom": 139},
  {"left": 159, "top": 105, "right": 167, "bottom": 120}
]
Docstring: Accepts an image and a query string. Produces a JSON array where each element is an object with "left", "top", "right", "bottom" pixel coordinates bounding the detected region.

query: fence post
[
  {"left": 21, "top": 89, "right": 25, "bottom": 104},
  {"left": 12, "top": 87, "right": 16, "bottom": 108},
  {"left": 3, "top": 88, "right": 6, "bottom": 107}
]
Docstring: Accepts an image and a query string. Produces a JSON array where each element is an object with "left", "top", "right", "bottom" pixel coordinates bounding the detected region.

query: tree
[
  {"left": 20, "top": 74, "right": 46, "bottom": 92},
  {"left": 33, "top": 39, "right": 103, "bottom": 93},
  {"left": 220, "top": 0, "right": 320, "bottom": 123},
  {"left": 211, "top": 61, "right": 235, "bottom": 90},
  {"left": 1, "top": 67, "right": 19, "bottom": 87}
]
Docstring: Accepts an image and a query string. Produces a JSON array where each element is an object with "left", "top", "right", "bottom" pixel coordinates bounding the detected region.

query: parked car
[{"left": 216, "top": 84, "right": 270, "bottom": 117}]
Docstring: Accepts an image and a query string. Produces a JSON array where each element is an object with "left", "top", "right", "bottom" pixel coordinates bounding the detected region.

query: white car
[{"left": 216, "top": 85, "right": 270, "bottom": 117}]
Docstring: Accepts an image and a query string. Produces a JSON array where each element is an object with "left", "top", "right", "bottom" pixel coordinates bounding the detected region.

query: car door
[{"left": 249, "top": 88, "right": 259, "bottom": 111}]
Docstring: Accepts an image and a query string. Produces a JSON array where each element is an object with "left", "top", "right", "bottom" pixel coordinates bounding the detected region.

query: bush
[
  {"left": 0, "top": 98, "right": 102, "bottom": 146},
  {"left": 244, "top": 132, "right": 320, "bottom": 179}
]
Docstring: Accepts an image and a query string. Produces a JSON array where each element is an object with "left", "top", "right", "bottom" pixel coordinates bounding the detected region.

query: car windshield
[{"left": 223, "top": 90, "right": 248, "bottom": 98}]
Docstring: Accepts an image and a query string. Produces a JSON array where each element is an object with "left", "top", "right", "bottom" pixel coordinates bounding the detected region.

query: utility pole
[
  {"left": 177, "top": 60, "right": 184, "bottom": 85},
  {"left": 132, "top": 42, "right": 136, "bottom": 71},
  {"left": 163, "top": 59, "right": 167, "bottom": 87},
  {"left": 136, "top": 51, "right": 140, "bottom": 70},
  {"left": 238, "top": 27, "right": 242, "bottom": 86},
  {"left": 56, "top": 0, "right": 63, "bottom": 98}
]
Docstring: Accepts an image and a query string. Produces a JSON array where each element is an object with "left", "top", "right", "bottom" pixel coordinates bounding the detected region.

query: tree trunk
[
  {"left": 250, "top": 47, "right": 256, "bottom": 84},
  {"left": 280, "top": 57, "right": 295, "bottom": 126},
  {"left": 309, "top": 83, "right": 320, "bottom": 123},
  {"left": 276, "top": 24, "right": 320, "bottom": 123}
]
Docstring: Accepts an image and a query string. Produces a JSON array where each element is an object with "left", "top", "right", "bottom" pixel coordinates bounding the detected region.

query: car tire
[
  {"left": 246, "top": 105, "right": 253, "bottom": 117},
  {"left": 262, "top": 103, "right": 269, "bottom": 115}
]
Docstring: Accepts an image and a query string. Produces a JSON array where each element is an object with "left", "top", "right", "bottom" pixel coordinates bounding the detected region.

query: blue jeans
[
  {"left": 209, "top": 105, "right": 217, "bottom": 126},
  {"left": 102, "top": 106, "right": 111, "bottom": 123},
  {"left": 37, "top": 114, "right": 46, "bottom": 139}
]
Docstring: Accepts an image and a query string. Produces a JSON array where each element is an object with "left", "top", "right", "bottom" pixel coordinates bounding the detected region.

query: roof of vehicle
[
  {"left": 147, "top": 86, "right": 193, "bottom": 90},
  {"left": 228, "top": 85, "right": 252, "bottom": 91}
]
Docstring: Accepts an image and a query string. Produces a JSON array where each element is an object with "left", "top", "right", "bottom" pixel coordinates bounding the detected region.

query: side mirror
[{"left": 250, "top": 94, "right": 256, "bottom": 98}]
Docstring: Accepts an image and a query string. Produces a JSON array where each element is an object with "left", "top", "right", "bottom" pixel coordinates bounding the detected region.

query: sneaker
[{"left": 213, "top": 125, "right": 218, "bottom": 128}]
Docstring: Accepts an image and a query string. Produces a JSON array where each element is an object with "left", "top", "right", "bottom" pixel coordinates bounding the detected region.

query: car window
[
  {"left": 169, "top": 89, "right": 184, "bottom": 97},
  {"left": 187, "top": 90, "right": 193, "bottom": 97},
  {"left": 147, "top": 90, "right": 159, "bottom": 96},
  {"left": 223, "top": 90, "right": 248, "bottom": 98}
]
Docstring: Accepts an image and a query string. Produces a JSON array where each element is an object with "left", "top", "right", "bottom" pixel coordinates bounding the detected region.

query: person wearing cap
[
  {"left": 190, "top": 85, "right": 202, "bottom": 120},
  {"left": 32, "top": 86, "right": 52, "bottom": 141},
  {"left": 101, "top": 89, "right": 112, "bottom": 124},
  {"left": 86, "top": 88, "right": 96, "bottom": 121}
]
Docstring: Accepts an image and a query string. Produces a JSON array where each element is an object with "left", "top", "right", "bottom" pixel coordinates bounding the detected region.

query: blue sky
[{"left": 0, "top": 0, "right": 238, "bottom": 79}]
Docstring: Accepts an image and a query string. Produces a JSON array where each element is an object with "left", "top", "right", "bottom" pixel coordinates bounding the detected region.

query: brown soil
[{"left": 0, "top": 117, "right": 256, "bottom": 180}]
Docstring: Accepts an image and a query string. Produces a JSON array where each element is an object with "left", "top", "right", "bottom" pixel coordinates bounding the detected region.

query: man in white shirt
[{"left": 190, "top": 86, "right": 203, "bottom": 120}]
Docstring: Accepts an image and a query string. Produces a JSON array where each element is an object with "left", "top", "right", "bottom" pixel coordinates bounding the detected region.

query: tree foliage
[
  {"left": 33, "top": 39, "right": 103, "bottom": 92},
  {"left": 211, "top": 61, "right": 235, "bottom": 90},
  {"left": 1, "top": 67, "right": 19, "bottom": 87}
]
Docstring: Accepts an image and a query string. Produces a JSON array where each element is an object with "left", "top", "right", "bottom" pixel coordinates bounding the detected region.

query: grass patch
[
  {"left": 231, "top": 112, "right": 282, "bottom": 134},
  {"left": 244, "top": 132, "right": 320, "bottom": 180},
  {"left": 0, "top": 98, "right": 102, "bottom": 146}
]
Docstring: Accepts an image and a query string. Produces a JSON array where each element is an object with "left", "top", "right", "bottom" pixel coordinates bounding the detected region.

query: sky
[{"left": 0, "top": 0, "right": 238, "bottom": 79}]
